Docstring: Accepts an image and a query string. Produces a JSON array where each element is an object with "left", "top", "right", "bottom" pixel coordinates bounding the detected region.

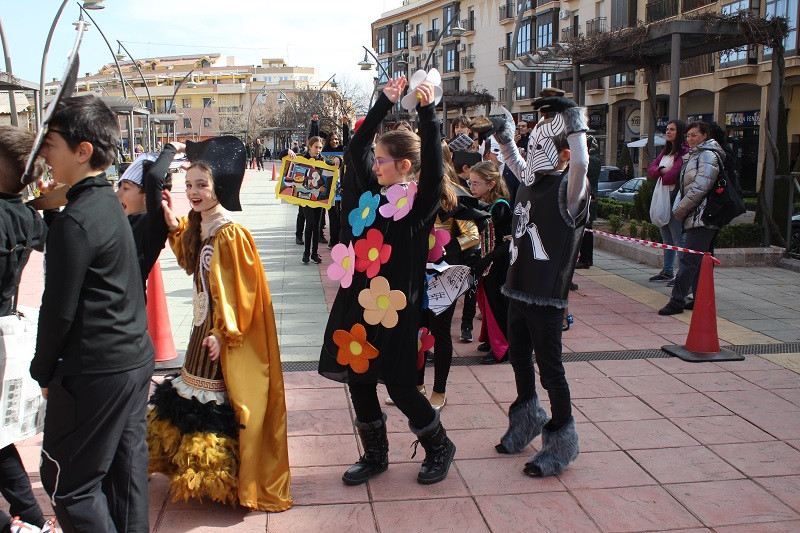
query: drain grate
[{"left": 153, "top": 342, "right": 800, "bottom": 375}]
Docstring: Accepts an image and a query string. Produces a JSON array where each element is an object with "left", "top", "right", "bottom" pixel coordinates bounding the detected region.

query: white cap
[{"left": 119, "top": 153, "right": 158, "bottom": 186}]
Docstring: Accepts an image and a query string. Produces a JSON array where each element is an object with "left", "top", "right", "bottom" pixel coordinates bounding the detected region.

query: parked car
[
  {"left": 609, "top": 177, "right": 646, "bottom": 203},
  {"left": 596, "top": 166, "right": 630, "bottom": 198},
  {"left": 790, "top": 213, "right": 800, "bottom": 258}
]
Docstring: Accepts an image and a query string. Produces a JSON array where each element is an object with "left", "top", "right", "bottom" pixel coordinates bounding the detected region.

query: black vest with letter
[{"left": 502, "top": 170, "right": 588, "bottom": 309}]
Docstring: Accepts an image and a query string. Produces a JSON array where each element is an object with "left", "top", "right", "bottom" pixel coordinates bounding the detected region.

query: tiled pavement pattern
[{"left": 12, "top": 164, "right": 800, "bottom": 531}]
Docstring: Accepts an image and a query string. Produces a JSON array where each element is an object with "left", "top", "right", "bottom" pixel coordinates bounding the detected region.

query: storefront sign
[
  {"left": 520, "top": 113, "right": 535, "bottom": 122},
  {"left": 686, "top": 113, "right": 714, "bottom": 124},
  {"left": 656, "top": 116, "right": 669, "bottom": 132},
  {"left": 725, "top": 110, "right": 760, "bottom": 127},
  {"left": 626, "top": 109, "right": 641, "bottom": 135},
  {"left": 589, "top": 111, "right": 606, "bottom": 129}
]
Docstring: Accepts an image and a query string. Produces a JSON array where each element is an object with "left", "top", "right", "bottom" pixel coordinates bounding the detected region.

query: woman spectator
[
  {"left": 658, "top": 121, "right": 725, "bottom": 315},
  {"left": 647, "top": 120, "right": 688, "bottom": 283}
]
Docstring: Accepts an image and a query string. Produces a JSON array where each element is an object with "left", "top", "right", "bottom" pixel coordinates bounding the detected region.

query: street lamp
[
  {"left": 277, "top": 90, "right": 299, "bottom": 152},
  {"left": 198, "top": 98, "right": 216, "bottom": 140}
]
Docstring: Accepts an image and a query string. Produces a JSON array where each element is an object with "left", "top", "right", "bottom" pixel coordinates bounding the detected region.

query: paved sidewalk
[{"left": 13, "top": 165, "right": 800, "bottom": 531}]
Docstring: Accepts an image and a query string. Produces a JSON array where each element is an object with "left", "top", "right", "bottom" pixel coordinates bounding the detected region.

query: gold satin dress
[{"left": 147, "top": 214, "right": 292, "bottom": 512}]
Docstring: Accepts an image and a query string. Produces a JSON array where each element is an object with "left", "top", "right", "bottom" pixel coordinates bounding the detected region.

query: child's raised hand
[
  {"left": 416, "top": 81, "right": 436, "bottom": 107},
  {"left": 202, "top": 334, "right": 221, "bottom": 361},
  {"left": 287, "top": 149, "right": 297, "bottom": 160},
  {"left": 162, "top": 191, "right": 179, "bottom": 231},
  {"left": 382, "top": 76, "right": 407, "bottom": 103}
]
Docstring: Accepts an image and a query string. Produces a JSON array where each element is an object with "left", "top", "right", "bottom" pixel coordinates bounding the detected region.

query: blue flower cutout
[{"left": 349, "top": 192, "right": 380, "bottom": 237}]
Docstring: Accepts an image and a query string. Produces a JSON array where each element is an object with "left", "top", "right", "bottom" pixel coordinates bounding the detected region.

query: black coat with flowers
[{"left": 318, "top": 93, "right": 443, "bottom": 386}]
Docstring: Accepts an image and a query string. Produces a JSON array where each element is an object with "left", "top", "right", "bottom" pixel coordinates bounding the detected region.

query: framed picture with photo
[{"left": 275, "top": 155, "right": 339, "bottom": 209}]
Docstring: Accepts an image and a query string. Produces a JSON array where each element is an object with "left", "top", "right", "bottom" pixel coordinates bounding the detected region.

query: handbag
[
  {"left": 701, "top": 155, "right": 746, "bottom": 228},
  {"left": 649, "top": 177, "right": 672, "bottom": 227},
  {"left": 0, "top": 207, "right": 45, "bottom": 448}
]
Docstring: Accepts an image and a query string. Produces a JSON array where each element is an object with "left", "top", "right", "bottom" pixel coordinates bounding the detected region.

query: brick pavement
[{"left": 12, "top": 164, "right": 800, "bottom": 531}]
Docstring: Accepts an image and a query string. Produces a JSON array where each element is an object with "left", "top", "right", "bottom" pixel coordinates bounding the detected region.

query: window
[
  {"left": 517, "top": 19, "right": 531, "bottom": 55},
  {"left": 537, "top": 22, "right": 553, "bottom": 48},
  {"left": 443, "top": 5, "right": 454, "bottom": 36},
  {"left": 444, "top": 47, "right": 457, "bottom": 72},
  {"left": 181, "top": 98, "right": 191, "bottom": 108},
  {"left": 378, "top": 58, "right": 390, "bottom": 83},
  {"left": 204, "top": 117, "right": 212, "bottom": 128},
  {"left": 377, "top": 27, "right": 389, "bottom": 54},
  {"left": 765, "top": 0, "right": 798, "bottom": 55},
  {"left": 396, "top": 26, "right": 407, "bottom": 49},
  {"left": 183, "top": 118, "right": 191, "bottom": 128},
  {"left": 540, "top": 72, "right": 553, "bottom": 92},
  {"left": 203, "top": 97, "right": 213, "bottom": 108},
  {"left": 720, "top": 0, "right": 750, "bottom": 65},
  {"left": 432, "top": 18, "right": 439, "bottom": 31}
]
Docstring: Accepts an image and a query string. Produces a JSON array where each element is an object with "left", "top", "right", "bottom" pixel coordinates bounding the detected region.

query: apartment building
[
  {"left": 372, "top": 0, "right": 799, "bottom": 189},
  {"left": 48, "top": 54, "right": 331, "bottom": 146}
]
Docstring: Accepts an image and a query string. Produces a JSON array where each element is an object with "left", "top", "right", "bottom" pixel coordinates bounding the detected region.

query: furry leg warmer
[
  {"left": 495, "top": 396, "right": 550, "bottom": 454},
  {"left": 523, "top": 417, "right": 579, "bottom": 477}
]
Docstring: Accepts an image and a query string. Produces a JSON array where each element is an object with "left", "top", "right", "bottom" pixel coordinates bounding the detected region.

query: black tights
[
  {"left": 0, "top": 445, "right": 45, "bottom": 531},
  {"left": 417, "top": 304, "right": 456, "bottom": 393},
  {"left": 348, "top": 382, "right": 435, "bottom": 430}
]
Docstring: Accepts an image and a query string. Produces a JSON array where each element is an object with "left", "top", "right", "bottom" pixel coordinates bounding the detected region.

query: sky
[{"left": 2, "top": 0, "right": 404, "bottom": 92}]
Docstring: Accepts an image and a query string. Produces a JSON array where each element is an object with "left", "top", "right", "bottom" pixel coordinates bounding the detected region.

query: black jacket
[
  {"left": 0, "top": 193, "right": 47, "bottom": 316},
  {"left": 31, "top": 174, "right": 153, "bottom": 387},
  {"left": 128, "top": 145, "right": 174, "bottom": 289}
]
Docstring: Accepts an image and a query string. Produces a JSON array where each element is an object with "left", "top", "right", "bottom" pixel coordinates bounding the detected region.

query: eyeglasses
[
  {"left": 372, "top": 157, "right": 402, "bottom": 167},
  {"left": 467, "top": 180, "right": 487, "bottom": 188}
]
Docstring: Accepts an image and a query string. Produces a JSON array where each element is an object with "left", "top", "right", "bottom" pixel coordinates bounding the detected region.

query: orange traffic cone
[
  {"left": 147, "top": 260, "right": 178, "bottom": 362},
  {"left": 271, "top": 164, "right": 278, "bottom": 181},
  {"left": 662, "top": 253, "right": 742, "bottom": 362}
]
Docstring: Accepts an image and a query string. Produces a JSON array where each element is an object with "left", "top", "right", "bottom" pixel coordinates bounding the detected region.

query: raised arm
[
  {"left": 141, "top": 144, "right": 179, "bottom": 275},
  {"left": 347, "top": 83, "right": 400, "bottom": 193},
  {"left": 413, "top": 83, "right": 443, "bottom": 222}
]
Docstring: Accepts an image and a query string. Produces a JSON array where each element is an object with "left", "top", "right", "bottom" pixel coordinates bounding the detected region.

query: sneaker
[
  {"left": 40, "top": 519, "right": 57, "bottom": 533},
  {"left": 10, "top": 517, "right": 48, "bottom": 533},
  {"left": 684, "top": 298, "right": 694, "bottom": 310},
  {"left": 302, "top": 254, "right": 310, "bottom": 264},
  {"left": 477, "top": 341, "right": 491, "bottom": 352},
  {"left": 460, "top": 328, "right": 473, "bottom": 342},
  {"left": 658, "top": 302, "right": 683, "bottom": 316},
  {"left": 311, "top": 254, "right": 323, "bottom": 264},
  {"left": 649, "top": 271, "right": 674, "bottom": 282},
  {"left": 667, "top": 279, "right": 675, "bottom": 287},
  {"left": 295, "top": 237, "right": 304, "bottom": 245},
  {"left": 480, "top": 350, "right": 509, "bottom": 365}
]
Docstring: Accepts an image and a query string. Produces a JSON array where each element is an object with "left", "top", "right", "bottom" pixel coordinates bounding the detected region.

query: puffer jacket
[{"left": 673, "top": 139, "right": 726, "bottom": 230}]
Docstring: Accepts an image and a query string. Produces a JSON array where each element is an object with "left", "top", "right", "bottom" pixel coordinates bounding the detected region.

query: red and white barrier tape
[{"left": 586, "top": 228, "right": 721, "bottom": 265}]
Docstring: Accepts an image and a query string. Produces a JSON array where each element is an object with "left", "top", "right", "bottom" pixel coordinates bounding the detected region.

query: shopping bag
[
  {"left": 0, "top": 306, "right": 45, "bottom": 448},
  {"left": 649, "top": 178, "right": 672, "bottom": 227}
]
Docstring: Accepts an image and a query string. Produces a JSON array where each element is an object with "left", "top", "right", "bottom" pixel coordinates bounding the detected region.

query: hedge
[{"left": 715, "top": 223, "right": 763, "bottom": 248}]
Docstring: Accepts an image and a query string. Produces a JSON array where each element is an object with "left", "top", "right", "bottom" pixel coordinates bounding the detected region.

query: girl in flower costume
[
  {"left": 147, "top": 137, "right": 292, "bottom": 512},
  {"left": 321, "top": 76, "right": 456, "bottom": 486}
]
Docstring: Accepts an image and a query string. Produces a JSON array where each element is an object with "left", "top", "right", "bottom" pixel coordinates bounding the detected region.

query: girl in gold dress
[{"left": 146, "top": 137, "right": 292, "bottom": 512}]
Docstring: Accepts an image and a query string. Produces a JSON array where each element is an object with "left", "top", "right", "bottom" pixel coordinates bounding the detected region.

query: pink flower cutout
[
  {"left": 417, "top": 327, "right": 435, "bottom": 370},
  {"left": 427, "top": 227, "right": 451, "bottom": 262},
  {"left": 379, "top": 182, "right": 417, "bottom": 221},
  {"left": 326, "top": 243, "right": 356, "bottom": 288}
]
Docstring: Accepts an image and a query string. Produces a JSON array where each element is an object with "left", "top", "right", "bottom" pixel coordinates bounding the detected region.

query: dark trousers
[
  {"left": 295, "top": 207, "right": 305, "bottom": 241},
  {"left": 328, "top": 201, "right": 341, "bottom": 247},
  {"left": 349, "top": 382, "right": 435, "bottom": 431},
  {"left": 507, "top": 299, "right": 571, "bottom": 430},
  {"left": 579, "top": 202, "right": 597, "bottom": 265},
  {"left": 460, "top": 249, "right": 480, "bottom": 332},
  {"left": 417, "top": 303, "right": 457, "bottom": 393},
  {"left": 302, "top": 207, "right": 322, "bottom": 258},
  {"left": 0, "top": 444, "right": 44, "bottom": 531},
  {"left": 40, "top": 361, "right": 154, "bottom": 533},
  {"left": 256, "top": 156, "right": 263, "bottom": 171},
  {"left": 669, "top": 226, "right": 718, "bottom": 307}
]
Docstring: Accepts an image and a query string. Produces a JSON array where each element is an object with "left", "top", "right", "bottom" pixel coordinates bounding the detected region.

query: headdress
[{"left": 185, "top": 136, "right": 246, "bottom": 211}]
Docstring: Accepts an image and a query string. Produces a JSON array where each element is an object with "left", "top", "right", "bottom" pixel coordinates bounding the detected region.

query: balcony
[
  {"left": 586, "top": 77, "right": 604, "bottom": 91},
  {"left": 498, "top": 46, "right": 512, "bottom": 63},
  {"left": 462, "top": 14, "right": 475, "bottom": 32},
  {"left": 498, "top": 87, "right": 506, "bottom": 102},
  {"left": 411, "top": 34, "right": 423, "bottom": 47},
  {"left": 646, "top": 0, "right": 679, "bottom": 22},
  {"left": 499, "top": 2, "right": 514, "bottom": 22},
  {"left": 586, "top": 17, "right": 607, "bottom": 36},
  {"left": 461, "top": 55, "right": 475, "bottom": 70},
  {"left": 427, "top": 29, "right": 439, "bottom": 43},
  {"left": 537, "top": 0, "right": 555, "bottom": 7},
  {"left": 656, "top": 53, "right": 715, "bottom": 80},
  {"left": 683, "top": 0, "right": 716, "bottom": 11}
]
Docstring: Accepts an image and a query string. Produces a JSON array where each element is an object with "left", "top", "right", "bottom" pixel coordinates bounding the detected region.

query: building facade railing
[
  {"left": 461, "top": 55, "right": 476, "bottom": 70},
  {"left": 646, "top": 0, "right": 680, "bottom": 22},
  {"left": 586, "top": 17, "right": 607, "bottom": 36},
  {"left": 427, "top": 29, "right": 439, "bottom": 43},
  {"left": 411, "top": 34, "right": 423, "bottom": 47},
  {"left": 656, "top": 52, "right": 715, "bottom": 80},
  {"left": 683, "top": 0, "right": 716, "bottom": 11},
  {"left": 499, "top": 2, "right": 514, "bottom": 21},
  {"left": 498, "top": 46, "right": 511, "bottom": 62}
]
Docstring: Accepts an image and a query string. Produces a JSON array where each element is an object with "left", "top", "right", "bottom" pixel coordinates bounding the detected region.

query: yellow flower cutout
[
  {"left": 357, "top": 276, "right": 407, "bottom": 328},
  {"left": 332, "top": 324, "right": 379, "bottom": 374}
]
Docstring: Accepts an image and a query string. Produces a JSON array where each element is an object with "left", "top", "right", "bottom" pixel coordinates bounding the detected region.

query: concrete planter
[{"left": 593, "top": 233, "right": 785, "bottom": 268}]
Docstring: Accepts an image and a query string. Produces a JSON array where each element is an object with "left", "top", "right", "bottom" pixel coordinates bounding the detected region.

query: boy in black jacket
[{"left": 30, "top": 95, "right": 154, "bottom": 533}]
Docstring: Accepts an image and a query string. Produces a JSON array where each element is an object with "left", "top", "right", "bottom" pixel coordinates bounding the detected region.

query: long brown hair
[
  {"left": 179, "top": 161, "right": 214, "bottom": 274},
  {"left": 439, "top": 141, "right": 461, "bottom": 212},
  {"left": 470, "top": 161, "right": 509, "bottom": 204}
]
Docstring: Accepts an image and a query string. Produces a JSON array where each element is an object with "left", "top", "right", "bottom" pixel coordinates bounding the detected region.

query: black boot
[
  {"left": 342, "top": 414, "right": 389, "bottom": 486},
  {"left": 411, "top": 411, "right": 456, "bottom": 485}
]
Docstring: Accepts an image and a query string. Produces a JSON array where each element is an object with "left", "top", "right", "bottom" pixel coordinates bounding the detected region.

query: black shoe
[
  {"left": 562, "top": 313, "right": 574, "bottom": 332},
  {"left": 411, "top": 412, "right": 456, "bottom": 485},
  {"left": 295, "top": 237, "right": 304, "bottom": 245},
  {"left": 649, "top": 271, "right": 674, "bottom": 282},
  {"left": 460, "top": 328, "right": 473, "bottom": 343},
  {"left": 569, "top": 282, "right": 579, "bottom": 291},
  {"left": 302, "top": 254, "right": 310, "bottom": 264},
  {"left": 342, "top": 415, "right": 389, "bottom": 486},
  {"left": 311, "top": 254, "right": 323, "bottom": 264},
  {"left": 319, "top": 236, "right": 328, "bottom": 244},
  {"left": 477, "top": 341, "right": 491, "bottom": 352},
  {"left": 658, "top": 302, "right": 683, "bottom": 316},
  {"left": 575, "top": 261, "right": 591, "bottom": 269},
  {"left": 684, "top": 298, "right": 694, "bottom": 310},
  {"left": 481, "top": 350, "right": 508, "bottom": 365},
  {"left": 667, "top": 279, "right": 675, "bottom": 287}
]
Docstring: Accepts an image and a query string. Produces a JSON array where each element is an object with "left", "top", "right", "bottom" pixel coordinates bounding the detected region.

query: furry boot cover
[
  {"left": 342, "top": 413, "right": 389, "bottom": 486},
  {"left": 495, "top": 396, "right": 550, "bottom": 454},
  {"left": 410, "top": 410, "right": 456, "bottom": 485},
  {"left": 523, "top": 417, "right": 579, "bottom": 477}
]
